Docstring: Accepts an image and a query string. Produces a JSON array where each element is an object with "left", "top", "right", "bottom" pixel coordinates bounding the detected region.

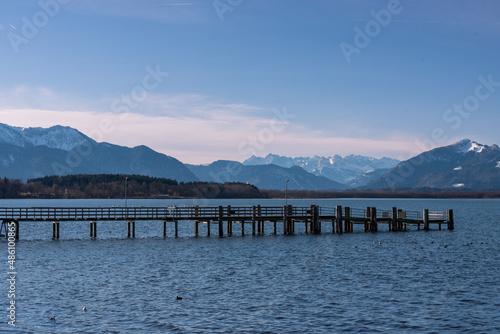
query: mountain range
[
  {"left": 1, "top": 123, "right": 499, "bottom": 191},
  {"left": 243, "top": 153, "right": 399, "bottom": 184}
]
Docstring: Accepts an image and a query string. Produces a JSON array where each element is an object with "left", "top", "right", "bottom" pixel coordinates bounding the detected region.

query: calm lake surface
[{"left": 1, "top": 198, "right": 499, "bottom": 333}]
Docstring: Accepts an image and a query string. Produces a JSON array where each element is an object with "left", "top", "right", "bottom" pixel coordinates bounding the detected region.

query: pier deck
[{"left": 0, "top": 205, "right": 454, "bottom": 240}]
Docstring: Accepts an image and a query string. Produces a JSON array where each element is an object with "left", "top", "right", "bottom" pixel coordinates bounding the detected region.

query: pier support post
[
  {"left": 207, "top": 221, "right": 211, "bottom": 237},
  {"left": 365, "top": 207, "right": 370, "bottom": 232},
  {"left": 194, "top": 206, "right": 199, "bottom": 237},
  {"left": 344, "top": 207, "right": 351, "bottom": 233},
  {"left": 241, "top": 220, "right": 245, "bottom": 236},
  {"left": 127, "top": 221, "right": 136, "bottom": 238},
  {"left": 423, "top": 209, "right": 429, "bottom": 230},
  {"left": 312, "top": 205, "right": 320, "bottom": 234},
  {"left": 52, "top": 221, "right": 59, "bottom": 239},
  {"left": 227, "top": 205, "right": 232, "bottom": 236},
  {"left": 252, "top": 206, "right": 256, "bottom": 236},
  {"left": 370, "top": 207, "right": 377, "bottom": 232},
  {"left": 164, "top": 221, "right": 167, "bottom": 238},
  {"left": 283, "top": 206, "right": 287, "bottom": 235},
  {"left": 90, "top": 221, "right": 97, "bottom": 239},
  {"left": 391, "top": 207, "right": 398, "bottom": 231},
  {"left": 447, "top": 209, "right": 454, "bottom": 230},
  {"left": 218, "top": 206, "right": 224, "bottom": 237},
  {"left": 174, "top": 220, "right": 178, "bottom": 238},
  {"left": 336, "top": 205, "right": 343, "bottom": 234}
]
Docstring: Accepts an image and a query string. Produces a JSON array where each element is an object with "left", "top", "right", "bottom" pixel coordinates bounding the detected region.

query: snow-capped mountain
[
  {"left": 243, "top": 153, "right": 400, "bottom": 184},
  {"left": 365, "top": 139, "right": 500, "bottom": 190},
  {"left": 0, "top": 123, "right": 93, "bottom": 151},
  {"left": 0, "top": 123, "right": 197, "bottom": 182}
]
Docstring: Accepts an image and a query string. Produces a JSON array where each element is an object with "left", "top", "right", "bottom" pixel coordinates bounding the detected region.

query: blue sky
[{"left": 0, "top": 0, "right": 499, "bottom": 164}]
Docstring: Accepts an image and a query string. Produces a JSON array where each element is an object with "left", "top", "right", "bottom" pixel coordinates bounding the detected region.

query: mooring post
[
  {"left": 370, "top": 207, "right": 377, "bottom": 232},
  {"left": 207, "top": 221, "right": 211, "bottom": 237},
  {"left": 283, "top": 205, "right": 287, "bottom": 235},
  {"left": 312, "top": 205, "right": 320, "bottom": 234},
  {"left": 218, "top": 206, "right": 224, "bottom": 237},
  {"left": 257, "top": 205, "right": 262, "bottom": 234},
  {"left": 447, "top": 209, "right": 454, "bottom": 230},
  {"left": 423, "top": 209, "right": 429, "bottom": 231},
  {"left": 310, "top": 205, "right": 315, "bottom": 233},
  {"left": 336, "top": 205, "right": 343, "bottom": 234},
  {"left": 241, "top": 220, "right": 245, "bottom": 236},
  {"left": 164, "top": 221, "right": 168, "bottom": 237},
  {"left": 174, "top": 220, "right": 178, "bottom": 237},
  {"left": 252, "top": 206, "right": 256, "bottom": 235},
  {"left": 391, "top": 207, "right": 398, "bottom": 232},
  {"left": 90, "top": 221, "right": 97, "bottom": 238},
  {"left": 127, "top": 221, "right": 131, "bottom": 238},
  {"left": 127, "top": 221, "right": 135, "bottom": 238},
  {"left": 365, "top": 207, "right": 371, "bottom": 232},
  {"left": 344, "top": 207, "right": 351, "bottom": 233},
  {"left": 194, "top": 206, "right": 199, "bottom": 237},
  {"left": 227, "top": 205, "right": 232, "bottom": 236},
  {"left": 52, "top": 221, "right": 59, "bottom": 240}
]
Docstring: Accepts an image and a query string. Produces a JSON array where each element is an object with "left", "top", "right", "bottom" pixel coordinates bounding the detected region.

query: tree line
[
  {"left": 0, "top": 174, "right": 266, "bottom": 199},
  {"left": 1, "top": 175, "right": 499, "bottom": 199}
]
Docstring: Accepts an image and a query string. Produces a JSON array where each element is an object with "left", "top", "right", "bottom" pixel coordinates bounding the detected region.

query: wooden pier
[{"left": 0, "top": 205, "right": 454, "bottom": 240}]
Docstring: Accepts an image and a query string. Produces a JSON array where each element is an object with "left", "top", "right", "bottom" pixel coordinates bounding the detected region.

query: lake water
[{"left": 1, "top": 198, "right": 499, "bottom": 333}]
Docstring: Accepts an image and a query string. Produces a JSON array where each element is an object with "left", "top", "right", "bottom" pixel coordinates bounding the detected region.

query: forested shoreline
[
  {"left": 0, "top": 174, "right": 266, "bottom": 199},
  {"left": 0, "top": 174, "right": 499, "bottom": 199}
]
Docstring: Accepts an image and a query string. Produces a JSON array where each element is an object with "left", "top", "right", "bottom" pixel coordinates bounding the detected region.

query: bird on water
[
  {"left": 48, "top": 316, "right": 56, "bottom": 321},
  {"left": 83, "top": 307, "right": 87, "bottom": 312},
  {"left": 176, "top": 296, "right": 183, "bottom": 300}
]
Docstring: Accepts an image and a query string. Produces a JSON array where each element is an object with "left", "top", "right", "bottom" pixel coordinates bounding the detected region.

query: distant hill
[
  {"left": 0, "top": 123, "right": 198, "bottom": 182},
  {"left": 364, "top": 139, "right": 500, "bottom": 190},
  {"left": 0, "top": 174, "right": 266, "bottom": 199},
  {"left": 187, "top": 160, "right": 347, "bottom": 191},
  {"left": 243, "top": 153, "right": 399, "bottom": 184}
]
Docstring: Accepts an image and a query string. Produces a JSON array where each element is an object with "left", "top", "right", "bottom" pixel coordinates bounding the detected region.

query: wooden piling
[
  {"left": 391, "top": 207, "right": 398, "bottom": 232},
  {"left": 227, "top": 205, "right": 232, "bottom": 236},
  {"left": 194, "top": 206, "right": 199, "bottom": 237},
  {"left": 283, "top": 205, "right": 287, "bottom": 235},
  {"left": 252, "top": 206, "right": 256, "bottom": 236},
  {"left": 174, "top": 220, "right": 178, "bottom": 237},
  {"left": 52, "top": 221, "right": 59, "bottom": 239},
  {"left": 336, "top": 205, "right": 343, "bottom": 234},
  {"left": 370, "top": 207, "right": 377, "bottom": 232},
  {"left": 447, "top": 209, "right": 454, "bottom": 230},
  {"left": 241, "top": 220, "right": 245, "bottom": 236},
  {"left": 218, "top": 206, "right": 224, "bottom": 237},
  {"left": 90, "top": 221, "right": 97, "bottom": 238},
  {"left": 344, "top": 207, "right": 351, "bottom": 233},
  {"left": 423, "top": 209, "right": 429, "bottom": 231},
  {"left": 164, "top": 221, "right": 168, "bottom": 238},
  {"left": 312, "top": 205, "right": 320, "bottom": 234},
  {"left": 207, "top": 221, "right": 211, "bottom": 237},
  {"left": 365, "top": 207, "right": 370, "bottom": 232}
]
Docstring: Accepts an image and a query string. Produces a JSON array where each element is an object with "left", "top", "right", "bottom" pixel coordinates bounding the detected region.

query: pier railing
[{"left": 0, "top": 205, "right": 454, "bottom": 240}]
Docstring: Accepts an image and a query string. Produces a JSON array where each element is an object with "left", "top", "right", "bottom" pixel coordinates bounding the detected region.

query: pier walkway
[{"left": 0, "top": 205, "right": 454, "bottom": 240}]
